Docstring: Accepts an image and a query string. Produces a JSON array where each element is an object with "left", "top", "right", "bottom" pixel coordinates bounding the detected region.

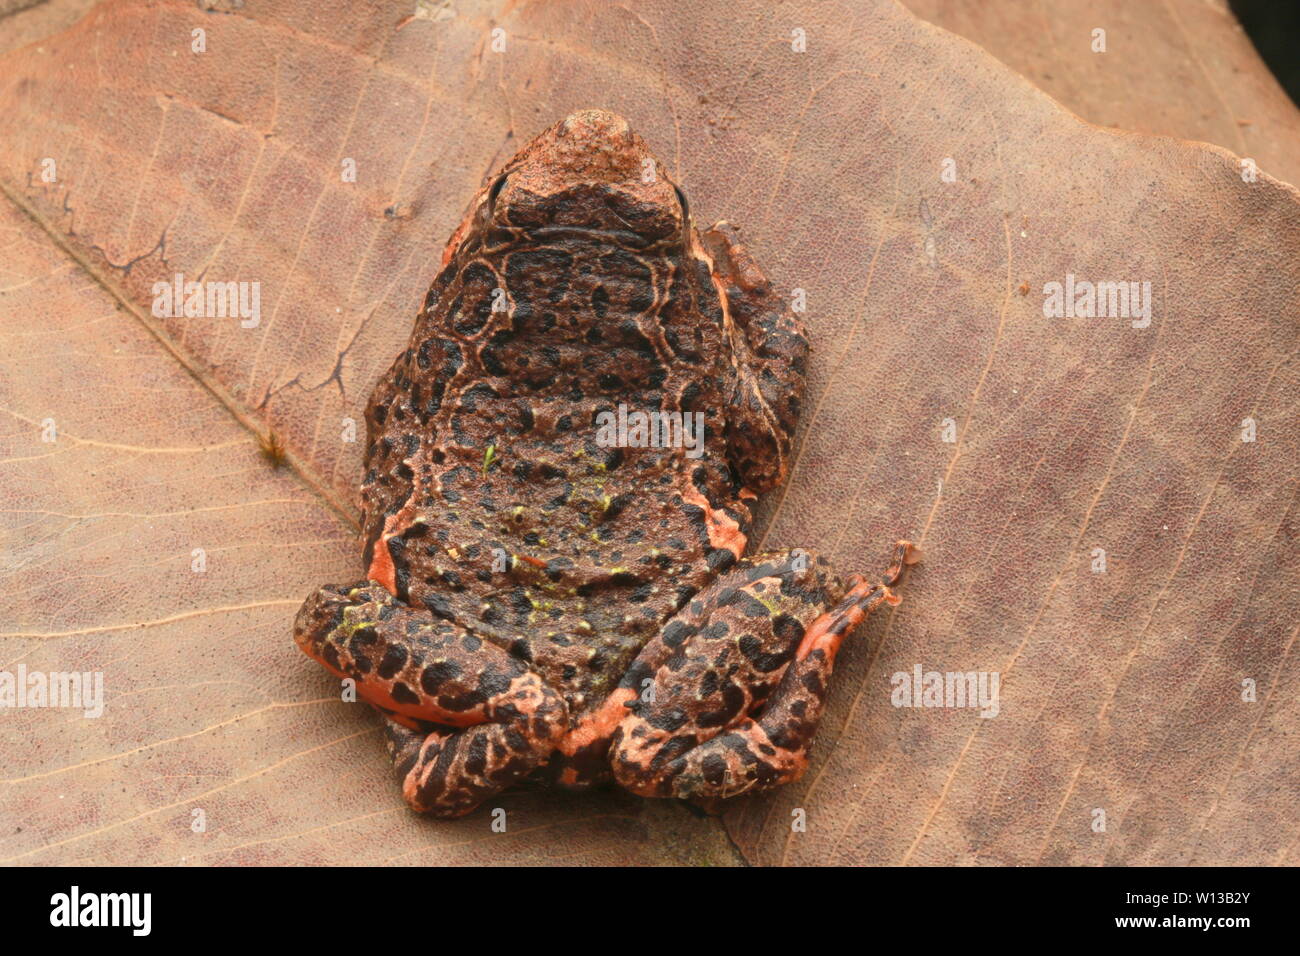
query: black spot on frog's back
[{"left": 506, "top": 248, "right": 574, "bottom": 303}]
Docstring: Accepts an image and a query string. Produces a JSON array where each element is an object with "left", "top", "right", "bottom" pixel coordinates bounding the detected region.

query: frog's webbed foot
[
  {"left": 700, "top": 222, "right": 809, "bottom": 493},
  {"left": 293, "top": 582, "right": 568, "bottom": 819},
  {"left": 608, "top": 542, "right": 917, "bottom": 801}
]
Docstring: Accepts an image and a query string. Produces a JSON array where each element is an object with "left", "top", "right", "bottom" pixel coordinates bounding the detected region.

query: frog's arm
[{"left": 699, "top": 222, "right": 809, "bottom": 493}]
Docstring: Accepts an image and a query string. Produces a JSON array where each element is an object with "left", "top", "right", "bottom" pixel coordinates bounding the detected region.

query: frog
[{"left": 293, "top": 110, "right": 918, "bottom": 818}]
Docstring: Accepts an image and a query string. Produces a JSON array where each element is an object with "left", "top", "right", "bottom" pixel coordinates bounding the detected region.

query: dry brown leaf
[
  {"left": 903, "top": 0, "right": 1300, "bottom": 186},
  {"left": 0, "top": 0, "right": 97, "bottom": 58},
  {"left": 1, "top": 0, "right": 1297, "bottom": 866}
]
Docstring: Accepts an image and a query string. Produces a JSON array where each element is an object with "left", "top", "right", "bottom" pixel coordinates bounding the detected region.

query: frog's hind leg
[
  {"left": 294, "top": 582, "right": 568, "bottom": 819},
  {"left": 609, "top": 543, "right": 916, "bottom": 801},
  {"left": 797, "top": 539, "right": 919, "bottom": 663}
]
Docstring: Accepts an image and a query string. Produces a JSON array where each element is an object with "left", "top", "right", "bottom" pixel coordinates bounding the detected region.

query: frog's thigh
[
  {"left": 610, "top": 550, "right": 891, "bottom": 800},
  {"left": 294, "top": 582, "right": 568, "bottom": 818}
]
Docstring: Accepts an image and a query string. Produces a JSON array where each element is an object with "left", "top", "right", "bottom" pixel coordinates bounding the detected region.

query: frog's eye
[
  {"left": 673, "top": 184, "right": 689, "bottom": 222},
  {"left": 487, "top": 174, "right": 509, "bottom": 213}
]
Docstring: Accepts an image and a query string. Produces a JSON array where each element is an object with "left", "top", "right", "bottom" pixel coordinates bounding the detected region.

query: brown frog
[{"left": 293, "top": 110, "right": 917, "bottom": 818}]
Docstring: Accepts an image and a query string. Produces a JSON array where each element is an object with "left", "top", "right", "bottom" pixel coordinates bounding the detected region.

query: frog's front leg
[
  {"left": 701, "top": 222, "right": 810, "bottom": 493},
  {"left": 293, "top": 582, "right": 568, "bottom": 818},
  {"left": 609, "top": 543, "right": 916, "bottom": 800}
]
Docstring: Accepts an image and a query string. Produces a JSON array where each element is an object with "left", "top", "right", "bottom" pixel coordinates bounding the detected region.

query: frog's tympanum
[{"left": 294, "top": 110, "right": 917, "bottom": 818}]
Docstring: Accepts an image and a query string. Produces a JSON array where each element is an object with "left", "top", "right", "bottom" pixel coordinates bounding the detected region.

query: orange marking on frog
[
  {"left": 557, "top": 687, "right": 635, "bottom": 755},
  {"left": 367, "top": 511, "right": 416, "bottom": 594},
  {"left": 367, "top": 539, "right": 397, "bottom": 594},
  {"left": 386, "top": 712, "right": 425, "bottom": 731},
  {"left": 298, "top": 638, "right": 489, "bottom": 729},
  {"left": 796, "top": 578, "right": 896, "bottom": 663},
  {"left": 681, "top": 486, "right": 747, "bottom": 557}
]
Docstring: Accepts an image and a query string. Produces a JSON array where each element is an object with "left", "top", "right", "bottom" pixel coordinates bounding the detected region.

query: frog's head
[{"left": 444, "top": 110, "right": 689, "bottom": 263}]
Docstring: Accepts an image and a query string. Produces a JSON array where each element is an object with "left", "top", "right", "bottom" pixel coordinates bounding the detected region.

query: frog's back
[{"left": 361, "top": 132, "right": 749, "bottom": 713}]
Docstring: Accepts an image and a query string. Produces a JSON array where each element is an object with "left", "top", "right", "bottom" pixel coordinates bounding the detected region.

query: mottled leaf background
[{"left": 1, "top": 0, "right": 1296, "bottom": 866}]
